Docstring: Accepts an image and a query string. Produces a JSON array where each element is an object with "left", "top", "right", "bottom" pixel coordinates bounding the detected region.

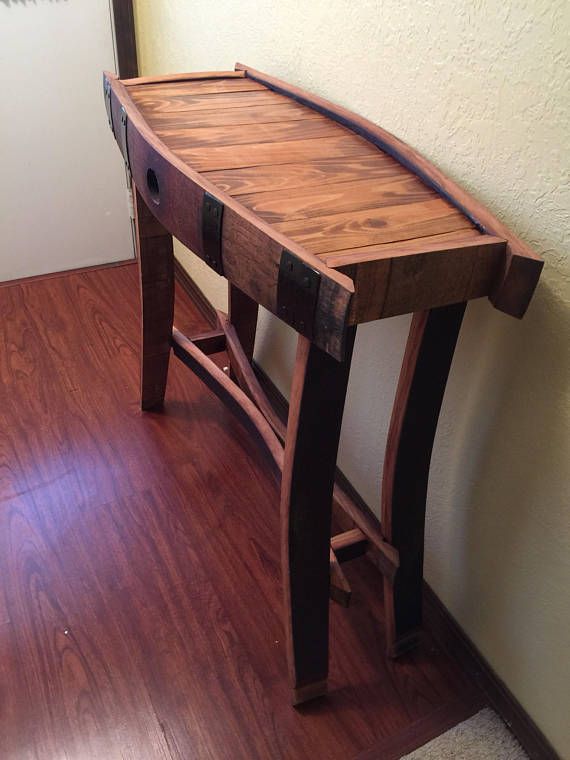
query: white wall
[
  {"left": 134, "top": 1, "right": 570, "bottom": 755},
  {"left": 0, "top": 1, "right": 133, "bottom": 282}
]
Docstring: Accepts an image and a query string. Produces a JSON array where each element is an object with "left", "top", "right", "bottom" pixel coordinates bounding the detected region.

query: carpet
[{"left": 402, "top": 708, "right": 529, "bottom": 759}]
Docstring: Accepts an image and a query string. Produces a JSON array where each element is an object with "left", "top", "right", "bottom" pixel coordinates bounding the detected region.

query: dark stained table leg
[
  {"left": 134, "top": 187, "right": 175, "bottom": 410},
  {"left": 228, "top": 282, "right": 259, "bottom": 364},
  {"left": 281, "top": 328, "right": 357, "bottom": 704},
  {"left": 381, "top": 302, "right": 466, "bottom": 657}
]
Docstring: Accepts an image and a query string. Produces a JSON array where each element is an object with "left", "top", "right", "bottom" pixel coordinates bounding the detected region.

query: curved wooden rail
[
  {"left": 171, "top": 327, "right": 285, "bottom": 472},
  {"left": 381, "top": 302, "right": 466, "bottom": 656},
  {"left": 235, "top": 62, "right": 543, "bottom": 318},
  {"left": 218, "top": 308, "right": 399, "bottom": 581}
]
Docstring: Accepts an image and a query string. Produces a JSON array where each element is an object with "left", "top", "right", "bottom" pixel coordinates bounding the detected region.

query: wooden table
[{"left": 103, "top": 63, "right": 542, "bottom": 705}]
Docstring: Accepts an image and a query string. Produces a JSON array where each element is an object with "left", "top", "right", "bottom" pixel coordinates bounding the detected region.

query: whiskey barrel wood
[
  {"left": 103, "top": 64, "right": 543, "bottom": 705},
  {"left": 104, "top": 66, "right": 542, "bottom": 360}
]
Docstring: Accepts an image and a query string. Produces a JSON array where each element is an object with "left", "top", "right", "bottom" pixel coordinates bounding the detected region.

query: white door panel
[{"left": 0, "top": 1, "right": 133, "bottom": 282}]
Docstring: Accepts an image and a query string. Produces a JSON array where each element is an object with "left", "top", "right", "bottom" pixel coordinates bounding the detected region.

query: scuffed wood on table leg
[
  {"left": 381, "top": 302, "right": 466, "bottom": 657},
  {"left": 134, "top": 187, "right": 175, "bottom": 410},
  {"left": 281, "top": 328, "right": 356, "bottom": 704}
]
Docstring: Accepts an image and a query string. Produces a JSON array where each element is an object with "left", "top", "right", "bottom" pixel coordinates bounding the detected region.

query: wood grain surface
[
  {"left": 382, "top": 303, "right": 467, "bottom": 657},
  {"left": 155, "top": 117, "right": 344, "bottom": 149},
  {"left": 0, "top": 264, "right": 483, "bottom": 759},
  {"left": 112, "top": 68, "right": 542, "bottom": 328},
  {"left": 109, "top": 69, "right": 542, "bottom": 330},
  {"left": 280, "top": 329, "right": 357, "bottom": 701},
  {"left": 171, "top": 327, "right": 284, "bottom": 473},
  {"left": 130, "top": 75, "right": 472, "bottom": 259},
  {"left": 237, "top": 175, "right": 437, "bottom": 223},
  {"left": 111, "top": 0, "right": 138, "bottom": 79},
  {"left": 129, "top": 76, "right": 267, "bottom": 100},
  {"left": 228, "top": 283, "right": 259, "bottom": 364},
  {"left": 274, "top": 199, "right": 473, "bottom": 255},
  {"left": 144, "top": 101, "right": 324, "bottom": 130},
  {"left": 333, "top": 232, "right": 506, "bottom": 323},
  {"left": 107, "top": 73, "right": 354, "bottom": 361},
  {"left": 123, "top": 70, "right": 247, "bottom": 86},
  {"left": 174, "top": 134, "right": 378, "bottom": 173},
  {"left": 235, "top": 62, "right": 543, "bottom": 318},
  {"left": 130, "top": 87, "right": 286, "bottom": 115},
  {"left": 205, "top": 154, "right": 401, "bottom": 195},
  {"left": 135, "top": 188, "right": 175, "bottom": 410}
]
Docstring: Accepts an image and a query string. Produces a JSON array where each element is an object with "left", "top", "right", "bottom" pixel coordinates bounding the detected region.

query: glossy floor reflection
[{"left": 0, "top": 263, "right": 481, "bottom": 759}]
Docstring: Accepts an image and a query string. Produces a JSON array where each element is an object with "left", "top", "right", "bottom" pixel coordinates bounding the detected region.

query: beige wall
[
  {"left": 0, "top": 0, "right": 133, "bottom": 281},
  {"left": 134, "top": 2, "right": 570, "bottom": 754}
]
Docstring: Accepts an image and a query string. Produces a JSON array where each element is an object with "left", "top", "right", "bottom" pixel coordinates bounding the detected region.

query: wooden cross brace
[
  {"left": 172, "top": 318, "right": 394, "bottom": 606},
  {"left": 106, "top": 60, "right": 540, "bottom": 710},
  {"left": 135, "top": 188, "right": 467, "bottom": 705}
]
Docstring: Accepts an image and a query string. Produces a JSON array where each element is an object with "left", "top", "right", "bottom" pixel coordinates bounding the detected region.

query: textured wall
[
  {"left": 134, "top": 1, "right": 570, "bottom": 754},
  {"left": 0, "top": 0, "right": 133, "bottom": 280}
]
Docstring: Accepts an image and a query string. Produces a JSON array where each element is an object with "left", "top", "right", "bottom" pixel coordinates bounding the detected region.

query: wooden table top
[
  {"left": 104, "top": 65, "right": 542, "bottom": 359},
  {"left": 130, "top": 77, "right": 474, "bottom": 253}
]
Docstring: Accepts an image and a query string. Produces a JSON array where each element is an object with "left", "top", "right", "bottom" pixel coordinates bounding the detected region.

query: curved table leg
[
  {"left": 381, "top": 302, "right": 466, "bottom": 657},
  {"left": 134, "top": 188, "right": 174, "bottom": 411},
  {"left": 228, "top": 283, "right": 259, "bottom": 364},
  {"left": 281, "top": 328, "right": 356, "bottom": 704}
]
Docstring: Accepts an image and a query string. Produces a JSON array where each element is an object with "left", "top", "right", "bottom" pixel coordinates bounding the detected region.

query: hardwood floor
[{"left": 0, "top": 263, "right": 482, "bottom": 759}]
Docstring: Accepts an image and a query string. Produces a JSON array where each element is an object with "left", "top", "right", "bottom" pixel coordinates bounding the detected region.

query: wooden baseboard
[
  {"left": 423, "top": 586, "right": 559, "bottom": 760},
  {"left": 175, "top": 264, "right": 560, "bottom": 760},
  {"left": 356, "top": 695, "right": 483, "bottom": 760},
  {"left": 0, "top": 258, "right": 136, "bottom": 289}
]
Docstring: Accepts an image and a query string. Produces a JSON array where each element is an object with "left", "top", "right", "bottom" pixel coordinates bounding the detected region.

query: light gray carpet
[{"left": 402, "top": 708, "right": 529, "bottom": 759}]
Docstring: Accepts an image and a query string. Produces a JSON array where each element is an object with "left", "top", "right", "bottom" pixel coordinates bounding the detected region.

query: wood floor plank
[
  {"left": 0, "top": 263, "right": 484, "bottom": 759},
  {"left": 173, "top": 134, "right": 379, "bottom": 172},
  {"left": 204, "top": 153, "right": 404, "bottom": 196},
  {"left": 356, "top": 695, "right": 484, "bottom": 760},
  {"left": 0, "top": 493, "right": 174, "bottom": 760},
  {"left": 274, "top": 198, "right": 474, "bottom": 254}
]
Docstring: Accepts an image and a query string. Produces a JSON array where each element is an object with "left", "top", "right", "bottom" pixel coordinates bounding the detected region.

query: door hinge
[
  {"left": 103, "top": 75, "right": 113, "bottom": 134},
  {"left": 126, "top": 187, "right": 134, "bottom": 220}
]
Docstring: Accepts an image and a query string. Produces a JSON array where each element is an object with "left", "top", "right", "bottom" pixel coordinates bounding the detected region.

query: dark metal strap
[
  {"left": 277, "top": 249, "right": 321, "bottom": 339},
  {"left": 201, "top": 192, "right": 224, "bottom": 275},
  {"left": 120, "top": 106, "right": 130, "bottom": 174}
]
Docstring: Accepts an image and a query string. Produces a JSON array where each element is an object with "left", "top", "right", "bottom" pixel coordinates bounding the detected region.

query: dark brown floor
[{"left": 0, "top": 263, "right": 482, "bottom": 759}]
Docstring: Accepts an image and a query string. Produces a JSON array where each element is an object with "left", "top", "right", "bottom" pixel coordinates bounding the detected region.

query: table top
[
  {"left": 104, "top": 64, "right": 542, "bottom": 359},
  {"left": 130, "top": 77, "right": 474, "bottom": 252}
]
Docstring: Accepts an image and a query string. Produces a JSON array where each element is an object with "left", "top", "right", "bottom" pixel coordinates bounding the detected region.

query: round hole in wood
[{"left": 146, "top": 168, "right": 160, "bottom": 205}]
